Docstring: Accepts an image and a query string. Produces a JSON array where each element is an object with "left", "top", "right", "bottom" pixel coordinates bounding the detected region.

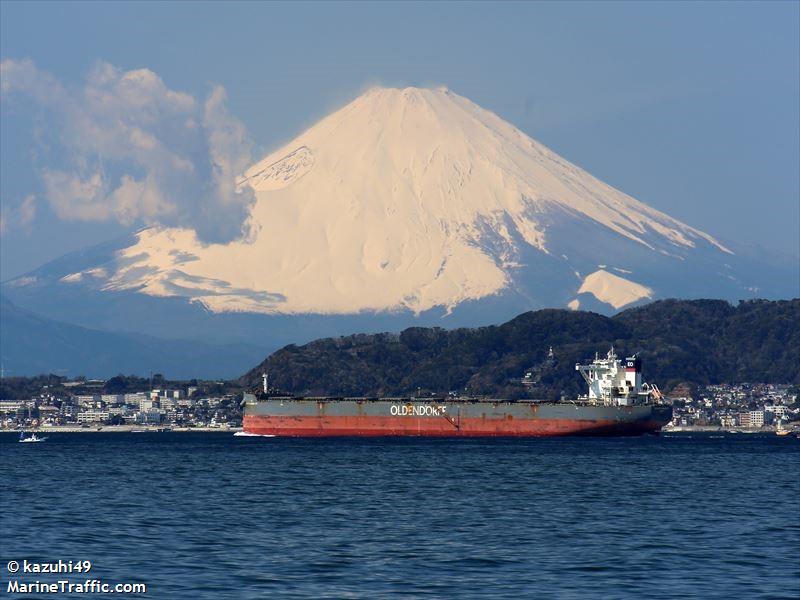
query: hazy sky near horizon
[{"left": 1, "top": 1, "right": 798, "bottom": 280}]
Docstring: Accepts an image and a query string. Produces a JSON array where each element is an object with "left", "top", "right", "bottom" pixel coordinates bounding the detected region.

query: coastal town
[
  {"left": 0, "top": 377, "right": 242, "bottom": 431},
  {"left": 0, "top": 377, "right": 797, "bottom": 433},
  {"left": 665, "top": 383, "right": 798, "bottom": 431}
]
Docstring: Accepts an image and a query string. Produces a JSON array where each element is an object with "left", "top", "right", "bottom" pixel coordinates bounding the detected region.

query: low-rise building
[
  {"left": 749, "top": 410, "right": 765, "bottom": 427},
  {"left": 75, "top": 395, "right": 102, "bottom": 408},
  {"left": 0, "top": 400, "right": 24, "bottom": 414},
  {"left": 125, "top": 392, "right": 147, "bottom": 404},
  {"left": 77, "top": 410, "right": 110, "bottom": 423},
  {"left": 739, "top": 412, "right": 751, "bottom": 427},
  {"left": 765, "top": 405, "right": 787, "bottom": 419},
  {"left": 60, "top": 404, "right": 78, "bottom": 419},
  {"left": 135, "top": 410, "right": 163, "bottom": 424},
  {"left": 101, "top": 394, "right": 125, "bottom": 406}
]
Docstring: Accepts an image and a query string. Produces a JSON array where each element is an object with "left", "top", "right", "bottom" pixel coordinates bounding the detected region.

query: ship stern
[{"left": 648, "top": 404, "right": 673, "bottom": 432}]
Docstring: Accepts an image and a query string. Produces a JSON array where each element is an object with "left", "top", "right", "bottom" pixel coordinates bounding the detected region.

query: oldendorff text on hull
[{"left": 242, "top": 348, "right": 672, "bottom": 437}]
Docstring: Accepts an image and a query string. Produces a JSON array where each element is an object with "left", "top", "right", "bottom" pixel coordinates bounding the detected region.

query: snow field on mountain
[{"left": 62, "top": 87, "right": 730, "bottom": 314}]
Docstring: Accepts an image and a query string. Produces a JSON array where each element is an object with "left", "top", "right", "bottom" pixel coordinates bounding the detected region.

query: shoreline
[
  {"left": 2, "top": 425, "right": 793, "bottom": 435},
  {"left": 2, "top": 425, "right": 242, "bottom": 433},
  {"left": 663, "top": 425, "right": 788, "bottom": 433}
]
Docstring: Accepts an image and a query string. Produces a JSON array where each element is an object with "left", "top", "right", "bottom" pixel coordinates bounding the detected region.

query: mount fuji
[{"left": 3, "top": 87, "right": 795, "bottom": 374}]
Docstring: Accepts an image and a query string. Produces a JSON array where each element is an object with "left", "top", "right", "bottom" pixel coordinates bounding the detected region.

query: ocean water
[{"left": 1, "top": 432, "right": 798, "bottom": 599}]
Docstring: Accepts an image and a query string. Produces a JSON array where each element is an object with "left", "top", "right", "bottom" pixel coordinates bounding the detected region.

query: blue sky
[{"left": 1, "top": 1, "right": 798, "bottom": 279}]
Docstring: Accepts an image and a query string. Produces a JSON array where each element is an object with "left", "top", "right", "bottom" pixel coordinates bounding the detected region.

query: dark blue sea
[{"left": 1, "top": 432, "right": 799, "bottom": 599}]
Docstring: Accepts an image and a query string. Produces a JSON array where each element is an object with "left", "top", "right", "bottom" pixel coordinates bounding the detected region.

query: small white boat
[{"left": 19, "top": 432, "right": 47, "bottom": 443}]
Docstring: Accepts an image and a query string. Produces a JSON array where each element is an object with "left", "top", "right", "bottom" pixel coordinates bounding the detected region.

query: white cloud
[
  {"left": 0, "top": 194, "right": 37, "bottom": 233},
  {"left": 0, "top": 58, "right": 255, "bottom": 242},
  {"left": 18, "top": 194, "right": 36, "bottom": 226},
  {"left": 41, "top": 170, "right": 110, "bottom": 221},
  {"left": 202, "top": 85, "right": 255, "bottom": 241},
  {"left": 109, "top": 174, "right": 174, "bottom": 225},
  {"left": 0, "top": 58, "right": 63, "bottom": 105}
]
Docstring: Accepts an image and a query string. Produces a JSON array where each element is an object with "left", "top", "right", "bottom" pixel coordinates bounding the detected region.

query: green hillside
[{"left": 241, "top": 299, "right": 800, "bottom": 398}]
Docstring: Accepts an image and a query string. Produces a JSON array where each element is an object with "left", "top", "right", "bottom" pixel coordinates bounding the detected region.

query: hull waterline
[{"left": 243, "top": 397, "right": 673, "bottom": 438}]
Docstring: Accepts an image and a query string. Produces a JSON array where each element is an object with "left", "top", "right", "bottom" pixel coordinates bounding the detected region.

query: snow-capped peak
[{"left": 60, "top": 86, "right": 733, "bottom": 314}]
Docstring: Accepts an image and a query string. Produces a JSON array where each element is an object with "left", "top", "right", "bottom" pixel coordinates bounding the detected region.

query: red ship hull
[{"left": 243, "top": 413, "right": 667, "bottom": 437}]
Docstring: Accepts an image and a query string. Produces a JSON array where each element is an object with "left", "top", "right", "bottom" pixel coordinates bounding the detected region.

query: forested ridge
[{"left": 241, "top": 299, "right": 800, "bottom": 398}]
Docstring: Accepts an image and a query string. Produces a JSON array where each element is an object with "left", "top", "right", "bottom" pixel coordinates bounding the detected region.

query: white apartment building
[
  {"left": 765, "top": 405, "right": 787, "bottom": 419},
  {"left": 135, "top": 410, "right": 163, "bottom": 424},
  {"left": 748, "top": 410, "right": 765, "bottom": 427},
  {"left": 77, "top": 410, "right": 109, "bottom": 423},
  {"left": 75, "top": 395, "right": 102, "bottom": 408},
  {"left": 123, "top": 393, "right": 146, "bottom": 409}
]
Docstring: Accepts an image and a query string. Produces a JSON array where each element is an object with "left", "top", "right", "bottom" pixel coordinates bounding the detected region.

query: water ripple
[{"left": 1, "top": 432, "right": 798, "bottom": 599}]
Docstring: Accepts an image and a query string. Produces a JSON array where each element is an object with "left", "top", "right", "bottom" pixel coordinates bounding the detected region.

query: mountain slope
[
  {"left": 2, "top": 86, "right": 796, "bottom": 361},
  {"left": 0, "top": 295, "right": 266, "bottom": 378},
  {"left": 241, "top": 299, "right": 800, "bottom": 399},
  {"left": 8, "top": 87, "right": 763, "bottom": 315}
]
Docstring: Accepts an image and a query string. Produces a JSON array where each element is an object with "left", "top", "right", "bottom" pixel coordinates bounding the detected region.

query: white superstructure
[{"left": 576, "top": 348, "right": 660, "bottom": 406}]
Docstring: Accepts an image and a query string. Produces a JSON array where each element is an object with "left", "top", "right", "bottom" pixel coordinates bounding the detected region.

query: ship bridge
[{"left": 575, "top": 348, "right": 657, "bottom": 406}]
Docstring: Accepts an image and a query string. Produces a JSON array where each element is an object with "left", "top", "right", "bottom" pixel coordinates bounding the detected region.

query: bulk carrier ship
[{"left": 242, "top": 348, "right": 672, "bottom": 437}]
